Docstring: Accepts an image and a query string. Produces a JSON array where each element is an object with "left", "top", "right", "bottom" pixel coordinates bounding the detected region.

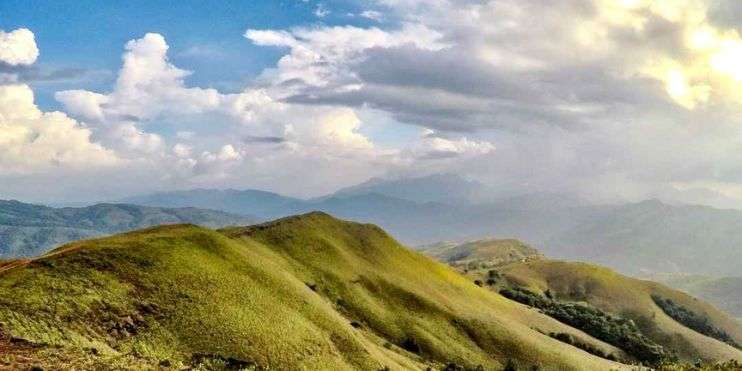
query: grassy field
[{"left": 0, "top": 212, "right": 631, "bottom": 370}]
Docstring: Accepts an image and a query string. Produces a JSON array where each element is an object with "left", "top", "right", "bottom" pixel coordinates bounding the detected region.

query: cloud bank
[{"left": 4, "top": 1, "right": 742, "bottom": 205}]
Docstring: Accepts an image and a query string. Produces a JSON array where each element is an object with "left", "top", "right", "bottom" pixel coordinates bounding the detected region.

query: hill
[
  {"left": 0, "top": 213, "right": 634, "bottom": 370},
  {"left": 656, "top": 275, "right": 742, "bottom": 320},
  {"left": 120, "top": 188, "right": 301, "bottom": 219},
  {"left": 0, "top": 200, "right": 256, "bottom": 258},
  {"left": 493, "top": 260, "right": 742, "bottom": 362},
  {"left": 330, "top": 173, "right": 495, "bottom": 205},
  {"left": 421, "top": 238, "right": 542, "bottom": 268},
  {"left": 546, "top": 200, "right": 742, "bottom": 276}
]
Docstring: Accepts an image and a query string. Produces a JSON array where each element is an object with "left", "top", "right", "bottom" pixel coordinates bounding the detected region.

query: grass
[
  {"left": 494, "top": 259, "right": 742, "bottom": 363},
  {"left": 0, "top": 212, "right": 629, "bottom": 370}
]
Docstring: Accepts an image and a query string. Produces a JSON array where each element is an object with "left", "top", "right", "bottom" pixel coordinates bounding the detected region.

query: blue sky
[
  {"left": 3, "top": 0, "right": 742, "bottom": 207},
  {"left": 0, "top": 0, "right": 377, "bottom": 109}
]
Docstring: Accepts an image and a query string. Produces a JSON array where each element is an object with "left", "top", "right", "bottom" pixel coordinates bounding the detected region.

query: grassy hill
[
  {"left": 0, "top": 200, "right": 257, "bottom": 258},
  {"left": 494, "top": 260, "right": 742, "bottom": 363},
  {"left": 0, "top": 213, "right": 633, "bottom": 370},
  {"left": 421, "top": 238, "right": 542, "bottom": 269},
  {"left": 655, "top": 275, "right": 742, "bottom": 320}
]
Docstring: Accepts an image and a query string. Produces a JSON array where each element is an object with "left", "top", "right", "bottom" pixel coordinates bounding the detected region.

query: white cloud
[
  {"left": 0, "top": 28, "right": 38, "bottom": 66},
  {"left": 314, "top": 3, "right": 330, "bottom": 18},
  {"left": 0, "top": 84, "right": 118, "bottom": 174},
  {"left": 360, "top": 10, "right": 384, "bottom": 22}
]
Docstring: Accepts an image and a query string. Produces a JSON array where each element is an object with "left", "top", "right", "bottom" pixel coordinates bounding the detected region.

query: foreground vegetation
[
  {"left": 500, "top": 286, "right": 669, "bottom": 365},
  {"left": 652, "top": 295, "right": 740, "bottom": 349}
]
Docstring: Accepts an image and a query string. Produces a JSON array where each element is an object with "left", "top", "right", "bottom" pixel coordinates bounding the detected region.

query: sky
[{"left": 3, "top": 0, "right": 742, "bottom": 206}]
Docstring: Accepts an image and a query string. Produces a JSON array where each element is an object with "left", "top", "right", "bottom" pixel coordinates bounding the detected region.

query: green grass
[
  {"left": 0, "top": 213, "right": 629, "bottom": 370},
  {"left": 494, "top": 260, "right": 742, "bottom": 363}
]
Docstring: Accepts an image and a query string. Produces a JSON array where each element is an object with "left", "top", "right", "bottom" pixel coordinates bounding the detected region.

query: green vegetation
[
  {"left": 500, "top": 287, "right": 669, "bottom": 365},
  {"left": 657, "top": 360, "right": 742, "bottom": 370},
  {"left": 548, "top": 332, "right": 619, "bottom": 361},
  {"left": 0, "top": 212, "right": 624, "bottom": 370},
  {"left": 652, "top": 295, "right": 740, "bottom": 349},
  {"left": 495, "top": 260, "right": 742, "bottom": 363},
  {"left": 657, "top": 275, "right": 742, "bottom": 319},
  {"left": 422, "top": 238, "right": 542, "bottom": 269}
]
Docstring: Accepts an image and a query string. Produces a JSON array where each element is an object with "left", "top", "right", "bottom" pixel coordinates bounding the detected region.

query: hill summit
[{"left": 0, "top": 212, "right": 631, "bottom": 370}]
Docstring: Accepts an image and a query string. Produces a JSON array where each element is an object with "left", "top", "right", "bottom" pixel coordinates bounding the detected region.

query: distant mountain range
[
  {"left": 0, "top": 200, "right": 256, "bottom": 258},
  {"left": 114, "top": 174, "right": 742, "bottom": 278},
  {"left": 7, "top": 173, "right": 742, "bottom": 277}
]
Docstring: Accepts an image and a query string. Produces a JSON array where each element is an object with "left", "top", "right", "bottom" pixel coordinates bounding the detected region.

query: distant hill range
[
  {"left": 0, "top": 200, "right": 256, "bottom": 258},
  {"left": 116, "top": 174, "right": 742, "bottom": 277}
]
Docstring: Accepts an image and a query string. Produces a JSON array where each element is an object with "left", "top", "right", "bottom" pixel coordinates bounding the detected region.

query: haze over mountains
[
  {"left": 5, "top": 173, "right": 742, "bottom": 278},
  {"left": 118, "top": 174, "right": 742, "bottom": 278},
  {"left": 0, "top": 201, "right": 255, "bottom": 258}
]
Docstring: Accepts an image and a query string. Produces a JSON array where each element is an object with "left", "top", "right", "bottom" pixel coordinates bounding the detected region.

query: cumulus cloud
[
  {"left": 0, "top": 28, "right": 38, "bottom": 66},
  {"left": 9, "top": 2, "right": 742, "bottom": 205},
  {"left": 0, "top": 84, "right": 118, "bottom": 174}
]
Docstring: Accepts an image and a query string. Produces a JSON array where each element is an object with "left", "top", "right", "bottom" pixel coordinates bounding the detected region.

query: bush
[
  {"left": 651, "top": 295, "right": 740, "bottom": 349},
  {"left": 500, "top": 287, "right": 670, "bottom": 365},
  {"left": 548, "top": 332, "right": 618, "bottom": 361}
]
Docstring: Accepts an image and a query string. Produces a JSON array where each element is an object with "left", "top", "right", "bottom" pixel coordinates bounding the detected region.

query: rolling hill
[
  {"left": 421, "top": 238, "right": 542, "bottom": 269},
  {"left": 656, "top": 275, "right": 742, "bottom": 320},
  {"left": 0, "top": 200, "right": 256, "bottom": 258},
  {"left": 427, "top": 240, "right": 742, "bottom": 364},
  {"left": 0, "top": 212, "right": 638, "bottom": 370}
]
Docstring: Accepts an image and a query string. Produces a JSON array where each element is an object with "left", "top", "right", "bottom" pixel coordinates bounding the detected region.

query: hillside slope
[
  {"left": 0, "top": 213, "right": 628, "bottom": 370},
  {"left": 421, "top": 238, "right": 542, "bottom": 268},
  {"left": 657, "top": 275, "right": 742, "bottom": 320},
  {"left": 0, "top": 200, "right": 256, "bottom": 258},
  {"left": 496, "top": 260, "right": 742, "bottom": 362}
]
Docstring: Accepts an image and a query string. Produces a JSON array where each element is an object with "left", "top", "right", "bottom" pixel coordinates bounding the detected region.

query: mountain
[
  {"left": 430, "top": 244, "right": 742, "bottom": 364},
  {"left": 121, "top": 188, "right": 301, "bottom": 219},
  {"left": 655, "top": 274, "right": 742, "bottom": 320},
  {"left": 330, "top": 173, "right": 495, "bottom": 205},
  {"left": 0, "top": 200, "right": 256, "bottom": 258},
  {"left": 0, "top": 212, "right": 633, "bottom": 370},
  {"left": 545, "top": 199, "right": 742, "bottom": 276},
  {"left": 116, "top": 181, "right": 742, "bottom": 277},
  {"left": 421, "top": 238, "right": 543, "bottom": 268}
]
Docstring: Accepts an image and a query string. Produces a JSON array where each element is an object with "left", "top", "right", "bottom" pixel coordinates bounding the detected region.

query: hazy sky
[{"left": 3, "top": 0, "right": 742, "bottom": 204}]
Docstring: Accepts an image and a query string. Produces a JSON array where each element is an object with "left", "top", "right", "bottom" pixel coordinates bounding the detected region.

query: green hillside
[
  {"left": 0, "top": 213, "right": 630, "bottom": 370},
  {"left": 495, "top": 260, "right": 742, "bottom": 363},
  {"left": 421, "top": 238, "right": 542, "bottom": 269},
  {"left": 656, "top": 275, "right": 742, "bottom": 320},
  {"left": 0, "top": 200, "right": 257, "bottom": 258}
]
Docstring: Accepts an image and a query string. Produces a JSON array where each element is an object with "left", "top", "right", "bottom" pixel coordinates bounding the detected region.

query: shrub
[
  {"left": 500, "top": 287, "right": 670, "bottom": 365},
  {"left": 651, "top": 295, "right": 740, "bottom": 349}
]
